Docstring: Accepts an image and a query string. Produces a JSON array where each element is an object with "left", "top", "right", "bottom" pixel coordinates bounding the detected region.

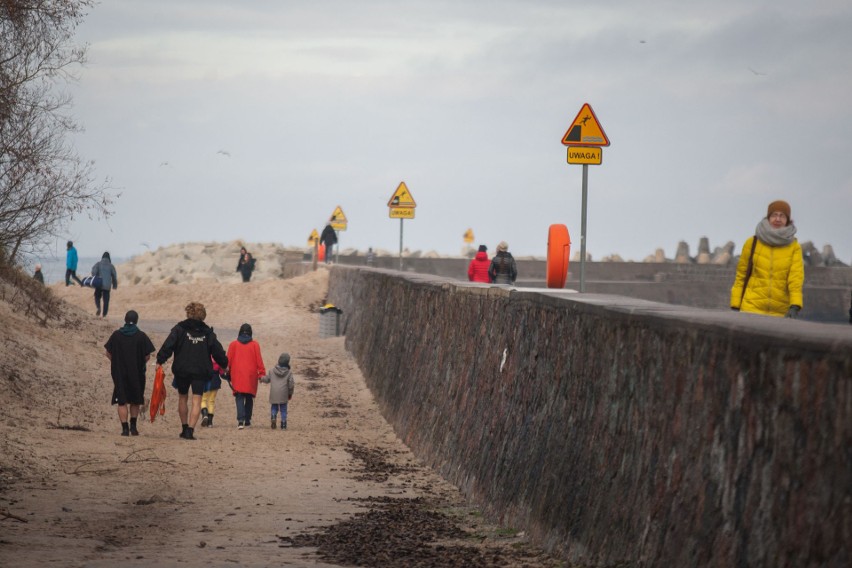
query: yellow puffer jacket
[{"left": 730, "top": 236, "right": 804, "bottom": 316}]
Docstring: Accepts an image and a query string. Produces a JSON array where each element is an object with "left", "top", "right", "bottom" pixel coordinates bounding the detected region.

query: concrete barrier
[
  {"left": 333, "top": 256, "right": 852, "bottom": 323},
  {"left": 328, "top": 266, "right": 852, "bottom": 566}
]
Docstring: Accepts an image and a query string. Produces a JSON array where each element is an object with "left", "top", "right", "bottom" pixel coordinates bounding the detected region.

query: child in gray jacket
[{"left": 260, "top": 352, "right": 295, "bottom": 429}]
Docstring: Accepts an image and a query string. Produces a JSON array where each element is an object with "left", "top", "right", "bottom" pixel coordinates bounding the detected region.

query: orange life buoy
[{"left": 546, "top": 224, "right": 571, "bottom": 288}]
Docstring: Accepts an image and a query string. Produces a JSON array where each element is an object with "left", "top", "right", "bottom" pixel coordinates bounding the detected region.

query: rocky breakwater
[
  {"left": 116, "top": 241, "right": 306, "bottom": 285},
  {"left": 629, "top": 238, "right": 846, "bottom": 267}
]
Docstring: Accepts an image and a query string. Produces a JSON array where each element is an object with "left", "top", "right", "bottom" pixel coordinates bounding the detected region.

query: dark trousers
[
  {"left": 94, "top": 288, "right": 111, "bottom": 316},
  {"left": 235, "top": 393, "right": 254, "bottom": 424},
  {"left": 65, "top": 269, "right": 82, "bottom": 286}
]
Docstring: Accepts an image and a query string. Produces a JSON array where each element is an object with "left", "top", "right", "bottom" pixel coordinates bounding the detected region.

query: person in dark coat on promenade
[
  {"left": 467, "top": 245, "right": 491, "bottom": 283},
  {"left": 105, "top": 310, "right": 156, "bottom": 436},
  {"left": 320, "top": 219, "right": 338, "bottom": 264},
  {"left": 488, "top": 241, "right": 517, "bottom": 285},
  {"left": 156, "top": 302, "right": 228, "bottom": 440}
]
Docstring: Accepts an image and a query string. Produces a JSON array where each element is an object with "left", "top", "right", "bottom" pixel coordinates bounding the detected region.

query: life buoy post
[{"left": 546, "top": 224, "right": 571, "bottom": 288}]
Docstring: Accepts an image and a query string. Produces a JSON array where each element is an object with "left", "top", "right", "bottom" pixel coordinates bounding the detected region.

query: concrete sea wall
[
  {"left": 327, "top": 266, "right": 852, "bottom": 567},
  {"left": 334, "top": 256, "right": 852, "bottom": 323}
]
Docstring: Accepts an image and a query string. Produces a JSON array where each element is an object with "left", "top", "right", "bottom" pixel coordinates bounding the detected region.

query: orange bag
[{"left": 149, "top": 365, "right": 167, "bottom": 423}]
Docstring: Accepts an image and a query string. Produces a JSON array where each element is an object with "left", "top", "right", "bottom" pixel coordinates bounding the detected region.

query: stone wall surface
[
  {"left": 335, "top": 256, "right": 852, "bottom": 323},
  {"left": 327, "top": 266, "right": 852, "bottom": 567}
]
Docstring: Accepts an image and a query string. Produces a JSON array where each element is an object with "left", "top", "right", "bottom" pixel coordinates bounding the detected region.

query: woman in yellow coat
[{"left": 730, "top": 200, "right": 804, "bottom": 318}]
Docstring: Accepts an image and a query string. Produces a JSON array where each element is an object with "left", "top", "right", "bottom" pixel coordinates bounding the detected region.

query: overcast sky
[{"left": 56, "top": 0, "right": 851, "bottom": 263}]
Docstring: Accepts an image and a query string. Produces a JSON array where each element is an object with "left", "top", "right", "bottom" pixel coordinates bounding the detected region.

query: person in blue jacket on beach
[{"left": 65, "top": 240, "right": 83, "bottom": 286}]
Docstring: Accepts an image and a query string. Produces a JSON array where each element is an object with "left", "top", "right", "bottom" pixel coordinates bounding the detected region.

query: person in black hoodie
[{"left": 156, "top": 302, "right": 228, "bottom": 440}]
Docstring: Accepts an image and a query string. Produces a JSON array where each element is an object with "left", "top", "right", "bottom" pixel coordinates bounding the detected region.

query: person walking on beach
[
  {"left": 488, "top": 241, "right": 517, "bottom": 285},
  {"left": 227, "top": 323, "right": 266, "bottom": 429},
  {"left": 156, "top": 302, "right": 229, "bottom": 440},
  {"left": 33, "top": 264, "right": 44, "bottom": 284},
  {"left": 65, "top": 240, "right": 83, "bottom": 286},
  {"left": 730, "top": 200, "right": 804, "bottom": 318},
  {"left": 236, "top": 247, "right": 256, "bottom": 282},
  {"left": 105, "top": 310, "right": 156, "bottom": 436},
  {"left": 320, "top": 219, "right": 337, "bottom": 264},
  {"left": 200, "top": 357, "right": 225, "bottom": 428},
  {"left": 259, "top": 352, "right": 295, "bottom": 430},
  {"left": 91, "top": 252, "right": 118, "bottom": 317},
  {"left": 467, "top": 244, "right": 491, "bottom": 283}
]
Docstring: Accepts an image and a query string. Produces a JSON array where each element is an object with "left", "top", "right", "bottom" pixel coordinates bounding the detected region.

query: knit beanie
[
  {"left": 497, "top": 241, "right": 508, "bottom": 252},
  {"left": 767, "top": 200, "right": 791, "bottom": 221},
  {"left": 278, "top": 353, "right": 290, "bottom": 367},
  {"left": 477, "top": 244, "right": 487, "bottom": 253}
]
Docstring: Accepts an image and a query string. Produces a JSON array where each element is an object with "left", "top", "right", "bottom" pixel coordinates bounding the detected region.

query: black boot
[
  {"left": 207, "top": 414, "right": 213, "bottom": 427},
  {"left": 180, "top": 423, "right": 189, "bottom": 439},
  {"left": 121, "top": 422, "right": 130, "bottom": 436},
  {"left": 129, "top": 418, "right": 139, "bottom": 436},
  {"left": 184, "top": 426, "right": 195, "bottom": 440},
  {"left": 200, "top": 408, "right": 209, "bottom": 427}
]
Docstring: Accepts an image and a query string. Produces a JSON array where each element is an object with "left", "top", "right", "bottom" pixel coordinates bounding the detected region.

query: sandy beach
[{"left": 0, "top": 265, "right": 558, "bottom": 567}]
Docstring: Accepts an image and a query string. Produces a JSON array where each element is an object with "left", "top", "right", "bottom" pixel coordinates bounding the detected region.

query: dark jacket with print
[{"left": 156, "top": 319, "right": 228, "bottom": 380}]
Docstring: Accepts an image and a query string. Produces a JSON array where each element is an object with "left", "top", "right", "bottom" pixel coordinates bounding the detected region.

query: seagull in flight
[
  {"left": 159, "top": 161, "right": 170, "bottom": 167},
  {"left": 216, "top": 150, "right": 231, "bottom": 157},
  {"left": 748, "top": 66, "right": 767, "bottom": 76}
]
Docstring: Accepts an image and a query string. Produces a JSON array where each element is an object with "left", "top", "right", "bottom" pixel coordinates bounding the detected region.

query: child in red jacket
[{"left": 226, "top": 323, "right": 266, "bottom": 429}]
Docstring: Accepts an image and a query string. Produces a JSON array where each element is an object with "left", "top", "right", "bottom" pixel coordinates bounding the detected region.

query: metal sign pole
[
  {"left": 399, "top": 218, "right": 404, "bottom": 270},
  {"left": 334, "top": 231, "right": 339, "bottom": 264},
  {"left": 580, "top": 164, "right": 588, "bottom": 293}
]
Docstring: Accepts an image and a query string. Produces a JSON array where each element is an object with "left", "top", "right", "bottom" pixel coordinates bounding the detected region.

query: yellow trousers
[{"left": 201, "top": 389, "right": 219, "bottom": 414}]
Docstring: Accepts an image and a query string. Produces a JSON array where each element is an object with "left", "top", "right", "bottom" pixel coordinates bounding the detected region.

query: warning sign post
[{"left": 561, "top": 103, "right": 609, "bottom": 292}]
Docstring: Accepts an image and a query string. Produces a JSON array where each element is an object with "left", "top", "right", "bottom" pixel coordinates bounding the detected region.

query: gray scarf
[{"left": 755, "top": 218, "right": 796, "bottom": 246}]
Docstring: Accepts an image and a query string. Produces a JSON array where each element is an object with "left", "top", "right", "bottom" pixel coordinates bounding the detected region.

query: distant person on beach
[
  {"left": 156, "top": 302, "right": 229, "bottom": 440},
  {"left": 730, "top": 200, "right": 804, "bottom": 318},
  {"left": 259, "top": 352, "right": 295, "bottom": 430},
  {"left": 467, "top": 244, "right": 491, "bottom": 283},
  {"left": 366, "top": 247, "right": 375, "bottom": 266},
  {"left": 236, "top": 247, "right": 255, "bottom": 282},
  {"left": 33, "top": 264, "right": 44, "bottom": 284},
  {"left": 105, "top": 310, "right": 156, "bottom": 437},
  {"left": 227, "top": 323, "right": 266, "bottom": 429},
  {"left": 320, "top": 219, "right": 337, "bottom": 264},
  {"left": 91, "top": 252, "right": 118, "bottom": 318},
  {"left": 65, "top": 240, "right": 83, "bottom": 286},
  {"left": 488, "top": 241, "right": 517, "bottom": 285},
  {"left": 200, "top": 356, "right": 225, "bottom": 428}
]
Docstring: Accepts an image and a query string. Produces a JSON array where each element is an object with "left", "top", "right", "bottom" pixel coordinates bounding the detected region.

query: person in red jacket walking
[
  {"left": 227, "top": 323, "right": 266, "bottom": 429},
  {"left": 467, "top": 244, "right": 491, "bottom": 283}
]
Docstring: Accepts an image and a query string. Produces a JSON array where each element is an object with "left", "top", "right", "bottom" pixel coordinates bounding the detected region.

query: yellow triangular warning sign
[
  {"left": 387, "top": 182, "right": 416, "bottom": 208},
  {"left": 561, "top": 103, "right": 610, "bottom": 147},
  {"left": 308, "top": 229, "right": 319, "bottom": 245},
  {"left": 330, "top": 205, "right": 347, "bottom": 223}
]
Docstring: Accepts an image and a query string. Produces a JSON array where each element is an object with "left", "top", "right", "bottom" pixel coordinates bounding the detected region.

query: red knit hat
[{"left": 766, "top": 200, "right": 791, "bottom": 220}]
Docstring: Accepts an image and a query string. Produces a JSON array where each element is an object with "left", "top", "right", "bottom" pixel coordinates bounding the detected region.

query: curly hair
[{"left": 185, "top": 302, "right": 206, "bottom": 321}]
